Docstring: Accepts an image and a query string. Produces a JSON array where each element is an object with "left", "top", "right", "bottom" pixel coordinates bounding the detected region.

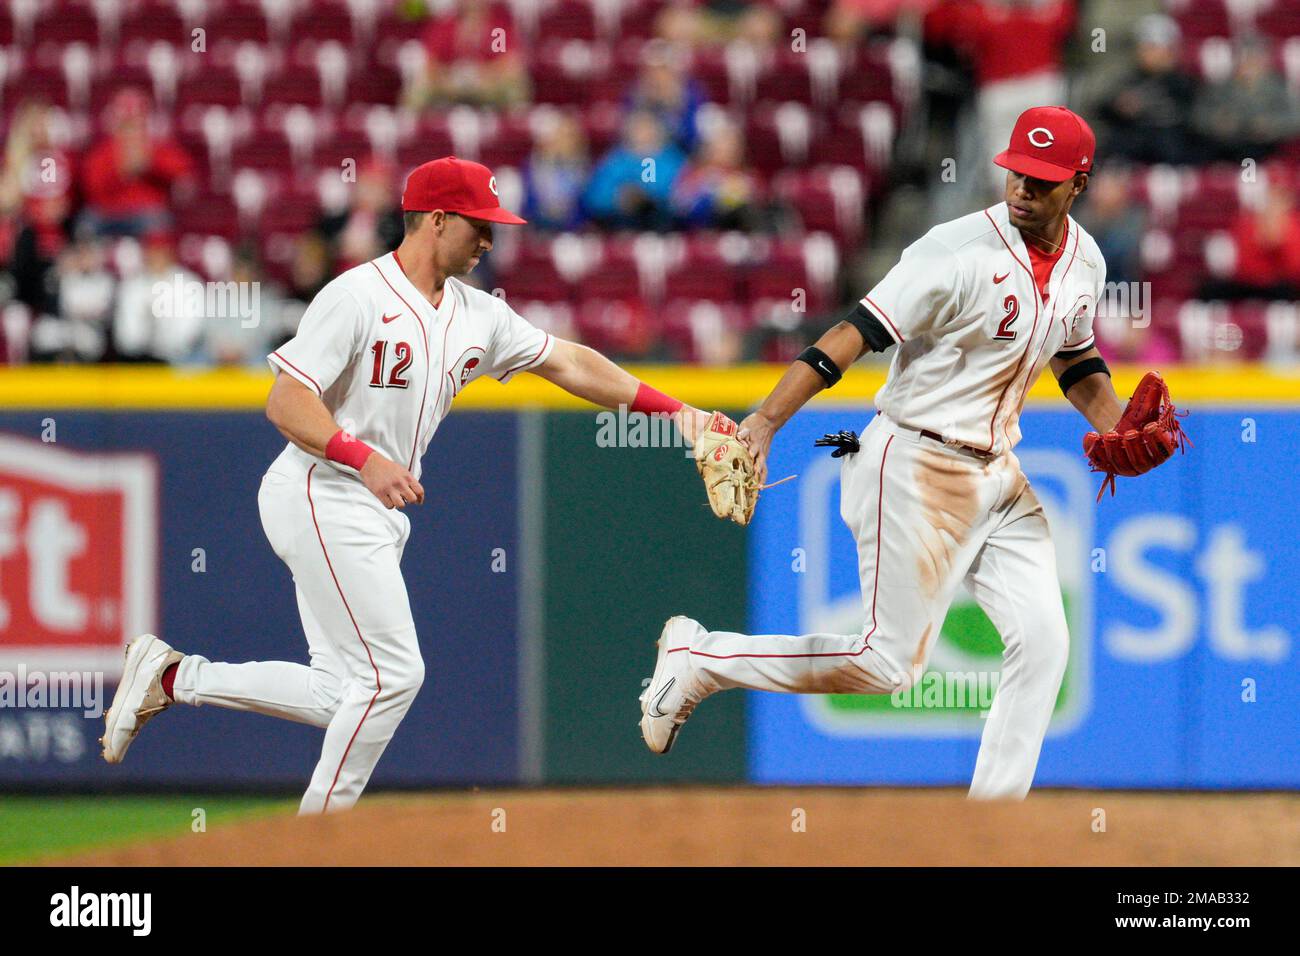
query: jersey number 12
[{"left": 369, "top": 340, "right": 413, "bottom": 388}]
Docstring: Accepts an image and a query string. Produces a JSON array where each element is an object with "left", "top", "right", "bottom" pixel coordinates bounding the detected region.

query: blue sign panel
[{"left": 749, "top": 407, "right": 1299, "bottom": 788}]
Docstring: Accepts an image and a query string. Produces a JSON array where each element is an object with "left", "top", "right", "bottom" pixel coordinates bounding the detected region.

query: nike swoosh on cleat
[{"left": 648, "top": 677, "right": 675, "bottom": 718}]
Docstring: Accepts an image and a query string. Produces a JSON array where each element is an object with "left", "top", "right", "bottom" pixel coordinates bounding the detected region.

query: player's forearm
[
  {"left": 754, "top": 322, "right": 865, "bottom": 430},
  {"left": 265, "top": 374, "right": 346, "bottom": 458},
  {"left": 1067, "top": 374, "right": 1124, "bottom": 433},
  {"left": 1051, "top": 349, "right": 1124, "bottom": 433},
  {"left": 532, "top": 339, "right": 641, "bottom": 409}
]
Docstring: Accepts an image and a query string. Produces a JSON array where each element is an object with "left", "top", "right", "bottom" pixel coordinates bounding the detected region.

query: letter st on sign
[{"left": 0, "top": 435, "right": 157, "bottom": 678}]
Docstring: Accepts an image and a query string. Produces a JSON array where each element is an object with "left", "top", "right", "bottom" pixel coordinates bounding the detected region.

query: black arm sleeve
[
  {"left": 1057, "top": 355, "right": 1110, "bottom": 396},
  {"left": 843, "top": 303, "right": 896, "bottom": 353}
]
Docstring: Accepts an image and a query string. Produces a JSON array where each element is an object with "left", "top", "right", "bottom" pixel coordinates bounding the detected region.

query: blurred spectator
[
  {"left": 1192, "top": 35, "right": 1300, "bottom": 163},
  {"left": 655, "top": 2, "right": 706, "bottom": 46},
  {"left": 827, "top": 0, "right": 939, "bottom": 44},
  {"left": 30, "top": 236, "right": 115, "bottom": 363},
  {"left": 626, "top": 45, "right": 708, "bottom": 154},
  {"left": 1073, "top": 167, "right": 1145, "bottom": 288},
  {"left": 522, "top": 114, "right": 590, "bottom": 231},
  {"left": 925, "top": 0, "right": 1075, "bottom": 192},
  {"left": 318, "top": 160, "right": 403, "bottom": 271},
  {"left": 80, "top": 89, "right": 195, "bottom": 239},
  {"left": 583, "top": 111, "right": 686, "bottom": 230},
  {"left": 204, "top": 249, "right": 280, "bottom": 366},
  {"left": 406, "top": 0, "right": 529, "bottom": 110},
  {"left": 1200, "top": 181, "right": 1300, "bottom": 302},
  {"left": 1097, "top": 15, "right": 1198, "bottom": 166},
  {"left": 697, "top": 2, "right": 783, "bottom": 44},
  {"left": 113, "top": 232, "right": 205, "bottom": 363},
  {"left": 671, "top": 121, "right": 762, "bottom": 229},
  {"left": 1098, "top": 320, "right": 1180, "bottom": 365},
  {"left": 287, "top": 233, "right": 334, "bottom": 306},
  {"left": 1, "top": 102, "right": 75, "bottom": 316}
]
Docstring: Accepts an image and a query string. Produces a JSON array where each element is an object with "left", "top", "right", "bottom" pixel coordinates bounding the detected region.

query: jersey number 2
[
  {"left": 995, "top": 295, "right": 1019, "bottom": 341},
  {"left": 369, "top": 340, "right": 413, "bottom": 389}
]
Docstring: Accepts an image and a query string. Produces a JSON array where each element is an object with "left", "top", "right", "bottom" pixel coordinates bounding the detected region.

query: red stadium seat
[
  {"left": 175, "top": 194, "right": 241, "bottom": 241},
  {"left": 206, "top": 6, "right": 271, "bottom": 44},
  {"left": 1169, "top": 0, "right": 1231, "bottom": 43},
  {"left": 177, "top": 68, "right": 243, "bottom": 108},
  {"left": 773, "top": 167, "right": 868, "bottom": 248},
  {"left": 530, "top": 40, "right": 619, "bottom": 106},
  {"left": 498, "top": 256, "right": 574, "bottom": 303},
  {"left": 1258, "top": 4, "right": 1300, "bottom": 41},
  {"left": 536, "top": 1, "right": 600, "bottom": 42},
  {"left": 289, "top": 3, "right": 357, "bottom": 44},
  {"left": 574, "top": 296, "right": 661, "bottom": 358},
  {"left": 33, "top": 5, "right": 99, "bottom": 45},
  {"left": 661, "top": 299, "right": 749, "bottom": 363},
  {"left": 120, "top": 4, "right": 187, "bottom": 46},
  {"left": 261, "top": 71, "right": 325, "bottom": 108}
]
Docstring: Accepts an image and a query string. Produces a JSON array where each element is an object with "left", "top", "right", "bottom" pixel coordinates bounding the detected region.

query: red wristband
[
  {"left": 631, "top": 382, "right": 683, "bottom": 415},
  {"left": 326, "top": 429, "right": 377, "bottom": 471}
]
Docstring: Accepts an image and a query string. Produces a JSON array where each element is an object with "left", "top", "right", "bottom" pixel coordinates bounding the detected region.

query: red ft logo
[{"left": 0, "top": 436, "right": 157, "bottom": 678}]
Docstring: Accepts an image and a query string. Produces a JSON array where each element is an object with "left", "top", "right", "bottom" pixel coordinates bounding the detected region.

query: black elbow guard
[
  {"left": 844, "top": 303, "right": 895, "bottom": 353},
  {"left": 797, "top": 346, "right": 843, "bottom": 388},
  {"left": 1058, "top": 356, "right": 1110, "bottom": 396}
]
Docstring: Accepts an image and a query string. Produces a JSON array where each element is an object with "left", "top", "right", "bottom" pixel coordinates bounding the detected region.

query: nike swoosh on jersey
[
  {"left": 382, "top": 312, "right": 402, "bottom": 323},
  {"left": 993, "top": 272, "right": 1010, "bottom": 284}
]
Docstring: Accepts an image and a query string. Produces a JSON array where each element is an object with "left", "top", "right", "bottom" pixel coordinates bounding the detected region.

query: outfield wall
[{"left": 0, "top": 366, "right": 1295, "bottom": 789}]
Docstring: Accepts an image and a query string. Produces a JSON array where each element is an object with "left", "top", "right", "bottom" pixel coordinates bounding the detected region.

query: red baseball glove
[{"left": 1083, "top": 371, "right": 1190, "bottom": 501}]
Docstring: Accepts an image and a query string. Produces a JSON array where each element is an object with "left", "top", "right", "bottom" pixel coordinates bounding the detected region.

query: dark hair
[{"left": 403, "top": 211, "right": 427, "bottom": 234}]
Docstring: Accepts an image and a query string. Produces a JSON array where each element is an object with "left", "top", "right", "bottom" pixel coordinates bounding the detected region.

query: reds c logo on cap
[
  {"left": 994, "top": 106, "right": 1097, "bottom": 183},
  {"left": 1027, "top": 127, "right": 1055, "bottom": 148},
  {"left": 401, "top": 157, "right": 526, "bottom": 224}
]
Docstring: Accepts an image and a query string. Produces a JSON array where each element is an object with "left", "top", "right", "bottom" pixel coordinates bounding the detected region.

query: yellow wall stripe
[{"left": 0, "top": 364, "right": 1296, "bottom": 410}]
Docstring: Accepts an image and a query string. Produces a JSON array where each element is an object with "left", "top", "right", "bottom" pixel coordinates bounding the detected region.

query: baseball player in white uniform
[
  {"left": 640, "top": 107, "right": 1161, "bottom": 799},
  {"left": 101, "top": 156, "right": 715, "bottom": 813}
]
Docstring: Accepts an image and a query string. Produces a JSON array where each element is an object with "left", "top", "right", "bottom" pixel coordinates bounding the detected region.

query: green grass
[{"left": 0, "top": 795, "right": 294, "bottom": 865}]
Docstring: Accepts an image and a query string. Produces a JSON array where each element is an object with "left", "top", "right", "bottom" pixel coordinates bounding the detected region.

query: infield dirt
[{"left": 51, "top": 788, "right": 1298, "bottom": 866}]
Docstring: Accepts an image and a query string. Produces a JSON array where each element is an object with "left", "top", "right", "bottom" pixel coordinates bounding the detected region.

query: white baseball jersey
[
  {"left": 268, "top": 251, "right": 554, "bottom": 478},
  {"left": 860, "top": 202, "right": 1105, "bottom": 455}
]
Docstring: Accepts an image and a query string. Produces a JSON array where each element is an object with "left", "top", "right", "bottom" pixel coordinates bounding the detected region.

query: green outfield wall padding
[{"left": 541, "top": 412, "right": 749, "bottom": 782}]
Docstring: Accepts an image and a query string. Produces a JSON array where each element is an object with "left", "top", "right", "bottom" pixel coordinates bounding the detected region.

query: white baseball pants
[
  {"left": 173, "top": 447, "right": 423, "bottom": 813},
  {"left": 685, "top": 414, "right": 1070, "bottom": 799}
]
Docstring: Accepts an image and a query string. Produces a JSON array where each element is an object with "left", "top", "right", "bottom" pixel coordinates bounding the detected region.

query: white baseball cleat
[
  {"left": 100, "top": 634, "right": 184, "bottom": 765},
  {"left": 639, "top": 616, "right": 708, "bottom": 755}
]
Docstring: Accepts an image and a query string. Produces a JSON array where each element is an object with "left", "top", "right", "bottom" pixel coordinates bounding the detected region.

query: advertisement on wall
[
  {"left": 0, "top": 413, "right": 524, "bottom": 787},
  {"left": 748, "top": 407, "right": 1299, "bottom": 789}
]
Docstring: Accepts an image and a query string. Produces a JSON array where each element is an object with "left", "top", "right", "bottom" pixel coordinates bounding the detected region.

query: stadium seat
[
  {"left": 661, "top": 299, "right": 749, "bottom": 363},
  {"left": 120, "top": 4, "right": 187, "bottom": 46},
  {"left": 575, "top": 295, "right": 661, "bottom": 358},
  {"left": 535, "top": 1, "right": 600, "bottom": 42},
  {"left": 33, "top": 4, "right": 99, "bottom": 46}
]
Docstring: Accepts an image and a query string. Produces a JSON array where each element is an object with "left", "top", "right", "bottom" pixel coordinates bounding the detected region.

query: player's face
[
  {"left": 442, "top": 213, "right": 493, "bottom": 274},
  {"left": 1004, "top": 171, "right": 1083, "bottom": 231}
]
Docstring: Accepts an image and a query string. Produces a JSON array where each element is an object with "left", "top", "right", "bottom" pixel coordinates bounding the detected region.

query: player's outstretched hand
[
  {"left": 360, "top": 453, "right": 425, "bottom": 509},
  {"left": 737, "top": 411, "right": 776, "bottom": 487}
]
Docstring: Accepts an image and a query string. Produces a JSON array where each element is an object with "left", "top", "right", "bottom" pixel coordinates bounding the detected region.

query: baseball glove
[
  {"left": 695, "top": 411, "right": 760, "bottom": 525},
  {"left": 1084, "top": 371, "right": 1190, "bottom": 501}
]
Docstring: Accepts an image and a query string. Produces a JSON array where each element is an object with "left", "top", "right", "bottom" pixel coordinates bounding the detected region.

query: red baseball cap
[
  {"left": 401, "top": 156, "right": 526, "bottom": 224},
  {"left": 994, "top": 106, "right": 1096, "bottom": 182}
]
